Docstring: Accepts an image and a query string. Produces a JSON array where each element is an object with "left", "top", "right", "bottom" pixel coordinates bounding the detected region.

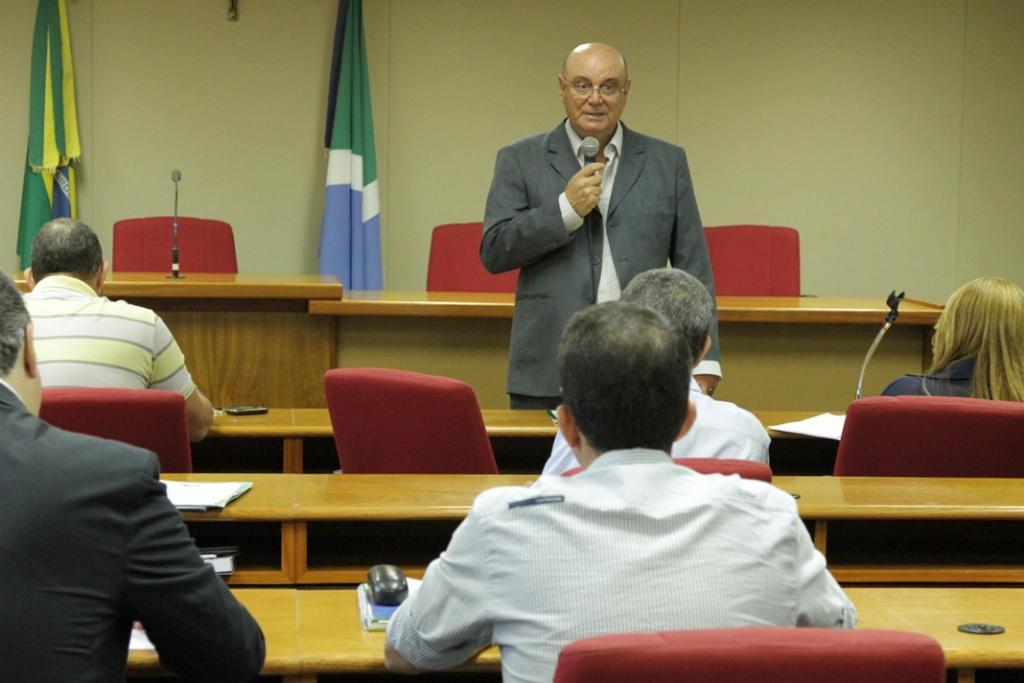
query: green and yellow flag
[{"left": 17, "top": 0, "right": 81, "bottom": 269}]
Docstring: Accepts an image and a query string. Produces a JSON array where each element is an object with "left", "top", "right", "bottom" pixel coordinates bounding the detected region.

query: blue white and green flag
[
  {"left": 18, "top": 0, "right": 81, "bottom": 269},
  {"left": 320, "top": 0, "right": 381, "bottom": 290}
]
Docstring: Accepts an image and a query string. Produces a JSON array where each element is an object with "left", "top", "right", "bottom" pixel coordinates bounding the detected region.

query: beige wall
[{"left": 2, "top": 0, "right": 1022, "bottom": 304}]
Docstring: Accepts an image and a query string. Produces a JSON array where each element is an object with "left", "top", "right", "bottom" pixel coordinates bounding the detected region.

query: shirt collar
[
  {"left": 564, "top": 120, "right": 624, "bottom": 163},
  {"left": 31, "top": 274, "right": 99, "bottom": 297},
  {"left": 585, "top": 447, "right": 673, "bottom": 472}
]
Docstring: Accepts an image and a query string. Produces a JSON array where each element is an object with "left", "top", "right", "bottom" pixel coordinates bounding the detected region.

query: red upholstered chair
[
  {"left": 426, "top": 222, "right": 519, "bottom": 292},
  {"left": 112, "top": 217, "right": 238, "bottom": 273},
  {"left": 834, "top": 395, "right": 1024, "bottom": 477},
  {"left": 553, "top": 628, "right": 945, "bottom": 683},
  {"left": 323, "top": 368, "right": 498, "bottom": 473},
  {"left": 39, "top": 388, "right": 192, "bottom": 473},
  {"left": 704, "top": 225, "right": 800, "bottom": 296},
  {"left": 563, "top": 457, "right": 772, "bottom": 483}
]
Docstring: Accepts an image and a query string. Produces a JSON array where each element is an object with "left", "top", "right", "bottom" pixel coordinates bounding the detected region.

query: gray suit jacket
[
  {"left": 0, "top": 384, "right": 265, "bottom": 682},
  {"left": 481, "top": 121, "right": 719, "bottom": 397}
]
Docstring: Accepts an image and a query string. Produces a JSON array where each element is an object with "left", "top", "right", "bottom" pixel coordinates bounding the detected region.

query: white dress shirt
[
  {"left": 387, "top": 449, "right": 855, "bottom": 683},
  {"left": 542, "top": 378, "right": 770, "bottom": 475},
  {"left": 558, "top": 120, "right": 624, "bottom": 301}
]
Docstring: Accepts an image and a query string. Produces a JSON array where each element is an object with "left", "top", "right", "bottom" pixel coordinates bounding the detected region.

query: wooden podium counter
[
  {"left": 313, "top": 292, "right": 943, "bottom": 411},
  {"left": 29, "top": 275, "right": 940, "bottom": 411}
]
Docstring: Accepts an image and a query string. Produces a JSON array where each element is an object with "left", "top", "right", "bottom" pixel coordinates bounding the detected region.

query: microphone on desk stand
[
  {"left": 168, "top": 169, "right": 185, "bottom": 279},
  {"left": 854, "top": 290, "right": 906, "bottom": 399},
  {"left": 580, "top": 136, "right": 600, "bottom": 302}
]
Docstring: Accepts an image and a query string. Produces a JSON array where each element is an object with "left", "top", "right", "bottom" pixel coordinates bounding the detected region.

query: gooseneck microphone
[
  {"left": 854, "top": 290, "right": 906, "bottom": 399},
  {"left": 168, "top": 169, "right": 184, "bottom": 279},
  {"left": 579, "top": 137, "right": 600, "bottom": 301}
]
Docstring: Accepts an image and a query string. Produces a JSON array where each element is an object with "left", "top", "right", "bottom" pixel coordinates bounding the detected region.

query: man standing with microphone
[{"left": 481, "top": 42, "right": 720, "bottom": 409}]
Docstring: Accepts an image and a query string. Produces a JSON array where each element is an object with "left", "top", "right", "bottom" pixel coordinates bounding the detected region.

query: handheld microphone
[
  {"left": 854, "top": 290, "right": 906, "bottom": 399},
  {"left": 168, "top": 169, "right": 184, "bottom": 279},
  {"left": 579, "top": 137, "right": 600, "bottom": 301},
  {"left": 580, "top": 136, "right": 599, "bottom": 164}
]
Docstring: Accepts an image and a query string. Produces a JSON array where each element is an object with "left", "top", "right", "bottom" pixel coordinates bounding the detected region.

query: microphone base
[{"left": 166, "top": 274, "right": 186, "bottom": 279}]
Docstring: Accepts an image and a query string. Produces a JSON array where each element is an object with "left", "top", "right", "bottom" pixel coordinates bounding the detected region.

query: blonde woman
[{"left": 882, "top": 277, "right": 1024, "bottom": 401}]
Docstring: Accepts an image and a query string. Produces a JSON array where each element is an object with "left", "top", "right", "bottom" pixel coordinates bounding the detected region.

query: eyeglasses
[{"left": 562, "top": 77, "right": 626, "bottom": 99}]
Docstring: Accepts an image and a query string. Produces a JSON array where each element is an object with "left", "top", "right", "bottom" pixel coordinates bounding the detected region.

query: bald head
[{"left": 562, "top": 42, "right": 628, "bottom": 77}]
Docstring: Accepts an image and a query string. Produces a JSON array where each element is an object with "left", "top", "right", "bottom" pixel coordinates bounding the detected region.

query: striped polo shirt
[{"left": 24, "top": 275, "right": 196, "bottom": 397}]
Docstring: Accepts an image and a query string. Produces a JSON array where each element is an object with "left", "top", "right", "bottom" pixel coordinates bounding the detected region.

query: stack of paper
[
  {"left": 199, "top": 545, "right": 240, "bottom": 575},
  {"left": 769, "top": 413, "right": 846, "bottom": 440},
  {"left": 162, "top": 481, "right": 252, "bottom": 511}
]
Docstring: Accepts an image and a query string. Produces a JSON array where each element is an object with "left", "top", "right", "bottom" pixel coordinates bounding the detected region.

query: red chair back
[
  {"left": 553, "top": 628, "right": 945, "bottom": 683},
  {"left": 427, "top": 222, "right": 519, "bottom": 293},
  {"left": 113, "top": 217, "right": 238, "bottom": 273},
  {"left": 323, "top": 368, "right": 498, "bottom": 473},
  {"left": 40, "top": 388, "right": 192, "bottom": 473},
  {"left": 563, "top": 457, "right": 772, "bottom": 483},
  {"left": 835, "top": 395, "right": 1024, "bottom": 477},
  {"left": 704, "top": 225, "right": 800, "bottom": 296}
]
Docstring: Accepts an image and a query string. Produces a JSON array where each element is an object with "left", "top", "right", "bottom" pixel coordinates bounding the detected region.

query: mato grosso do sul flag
[
  {"left": 319, "top": 0, "right": 382, "bottom": 290},
  {"left": 18, "top": 0, "right": 81, "bottom": 269}
]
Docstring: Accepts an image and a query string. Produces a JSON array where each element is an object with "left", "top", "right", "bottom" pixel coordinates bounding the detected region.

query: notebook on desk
[
  {"left": 162, "top": 481, "right": 252, "bottom": 511},
  {"left": 357, "top": 579, "right": 422, "bottom": 631}
]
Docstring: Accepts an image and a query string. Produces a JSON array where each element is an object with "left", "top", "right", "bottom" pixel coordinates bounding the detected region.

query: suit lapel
[
  {"left": 547, "top": 123, "right": 579, "bottom": 183},
  {"left": 608, "top": 124, "right": 646, "bottom": 217}
]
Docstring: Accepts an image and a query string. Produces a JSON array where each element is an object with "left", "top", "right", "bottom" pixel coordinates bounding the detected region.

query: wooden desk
[
  {"left": 780, "top": 476, "right": 1024, "bottom": 584},
  {"left": 20, "top": 274, "right": 941, "bottom": 412},
  {"left": 167, "top": 473, "right": 1024, "bottom": 586},
  {"left": 199, "top": 408, "right": 826, "bottom": 474},
  {"left": 313, "top": 293, "right": 942, "bottom": 410},
  {"left": 850, "top": 587, "right": 1024, "bottom": 683},
  {"left": 127, "top": 587, "right": 1024, "bottom": 682}
]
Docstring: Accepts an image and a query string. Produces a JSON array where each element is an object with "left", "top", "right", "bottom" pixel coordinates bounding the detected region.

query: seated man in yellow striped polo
[{"left": 23, "top": 218, "right": 214, "bottom": 441}]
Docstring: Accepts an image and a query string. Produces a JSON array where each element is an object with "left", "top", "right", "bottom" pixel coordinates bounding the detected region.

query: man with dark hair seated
[
  {"left": 24, "top": 218, "right": 214, "bottom": 441},
  {"left": 385, "top": 301, "right": 854, "bottom": 683},
  {"left": 0, "top": 269, "right": 264, "bottom": 681}
]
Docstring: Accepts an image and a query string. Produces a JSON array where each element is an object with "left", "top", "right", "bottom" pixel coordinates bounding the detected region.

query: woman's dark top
[{"left": 881, "top": 358, "right": 976, "bottom": 397}]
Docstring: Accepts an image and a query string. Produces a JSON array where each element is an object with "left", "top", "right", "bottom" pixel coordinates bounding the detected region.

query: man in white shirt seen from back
[
  {"left": 543, "top": 267, "right": 769, "bottom": 475},
  {"left": 385, "top": 300, "right": 854, "bottom": 683}
]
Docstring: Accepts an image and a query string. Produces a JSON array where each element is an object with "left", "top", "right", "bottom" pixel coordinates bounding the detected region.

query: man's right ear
[
  {"left": 23, "top": 324, "right": 39, "bottom": 380},
  {"left": 556, "top": 404, "right": 582, "bottom": 450},
  {"left": 96, "top": 261, "right": 109, "bottom": 292},
  {"left": 24, "top": 268, "right": 35, "bottom": 290}
]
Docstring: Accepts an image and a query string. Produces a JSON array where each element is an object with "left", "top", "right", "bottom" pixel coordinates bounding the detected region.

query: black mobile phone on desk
[{"left": 224, "top": 406, "right": 268, "bottom": 416}]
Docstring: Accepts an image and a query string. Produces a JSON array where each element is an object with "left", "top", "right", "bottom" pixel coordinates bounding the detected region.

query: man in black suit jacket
[
  {"left": 0, "top": 268, "right": 264, "bottom": 681},
  {"left": 481, "top": 42, "right": 720, "bottom": 409}
]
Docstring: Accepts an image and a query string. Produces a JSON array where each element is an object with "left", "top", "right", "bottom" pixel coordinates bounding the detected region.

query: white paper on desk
[
  {"left": 161, "top": 481, "right": 252, "bottom": 510},
  {"left": 129, "top": 626, "right": 155, "bottom": 651},
  {"left": 769, "top": 413, "right": 846, "bottom": 440}
]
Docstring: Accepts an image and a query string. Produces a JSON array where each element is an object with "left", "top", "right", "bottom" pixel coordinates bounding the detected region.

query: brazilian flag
[{"left": 18, "top": 0, "right": 81, "bottom": 269}]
